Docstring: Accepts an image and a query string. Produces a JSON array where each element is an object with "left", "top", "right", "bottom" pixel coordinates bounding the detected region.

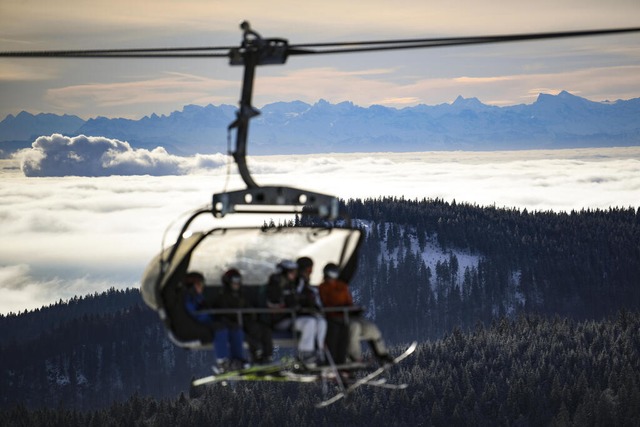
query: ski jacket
[
  {"left": 319, "top": 279, "right": 353, "bottom": 320},
  {"left": 184, "top": 290, "right": 215, "bottom": 326},
  {"left": 213, "top": 289, "right": 250, "bottom": 326},
  {"left": 296, "top": 283, "right": 323, "bottom": 313},
  {"left": 266, "top": 273, "right": 297, "bottom": 324}
]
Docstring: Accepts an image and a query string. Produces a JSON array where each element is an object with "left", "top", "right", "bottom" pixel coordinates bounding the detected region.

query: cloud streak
[{"left": 45, "top": 73, "right": 238, "bottom": 112}]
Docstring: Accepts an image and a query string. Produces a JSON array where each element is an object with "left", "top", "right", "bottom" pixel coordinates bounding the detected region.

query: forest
[
  {"left": 339, "top": 198, "right": 639, "bottom": 341},
  {"left": 2, "top": 313, "right": 639, "bottom": 426},
  {"left": 1, "top": 198, "right": 639, "bottom": 425}
]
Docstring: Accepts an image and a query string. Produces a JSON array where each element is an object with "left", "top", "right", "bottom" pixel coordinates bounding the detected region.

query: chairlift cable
[
  {"left": 1, "top": 27, "right": 638, "bottom": 58},
  {"left": 288, "top": 27, "right": 640, "bottom": 52},
  {"left": 0, "top": 46, "right": 232, "bottom": 58},
  {"left": 0, "top": 51, "right": 230, "bottom": 58}
]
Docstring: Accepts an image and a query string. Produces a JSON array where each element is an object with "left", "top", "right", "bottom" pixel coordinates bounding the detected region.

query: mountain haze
[
  {"left": 1, "top": 92, "right": 639, "bottom": 156},
  {"left": 0, "top": 112, "right": 85, "bottom": 156}
]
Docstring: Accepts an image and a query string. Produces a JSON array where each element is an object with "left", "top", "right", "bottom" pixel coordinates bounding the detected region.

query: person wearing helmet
[
  {"left": 217, "top": 268, "right": 273, "bottom": 365},
  {"left": 266, "top": 258, "right": 326, "bottom": 367},
  {"left": 266, "top": 259, "right": 299, "bottom": 325},
  {"left": 296, "top": 256, "right": 314, "bottom": 284},
  {"left": 294, "top": 256, "right": 327, "bottom": 367},
  {"left": 318, "top": 263, "right": 352, "bottom": 364},
  {"left": 319, "top": 263, "right": 393, "bottom": 366},
  {"left": 183, "top": 271, "right": 242, "bottom": 374},
  {"left": 212, "top": 269, "right": 251, "bottom": 369},
  {"left": 183, "top": 271, "right": 211, "bottom": 325}
]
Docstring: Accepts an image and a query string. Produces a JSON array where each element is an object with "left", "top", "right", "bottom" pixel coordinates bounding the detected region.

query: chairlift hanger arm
[
  {"left": 227, "top": 22, "right": 289, "bottom": 189},
  {"left": 221, "top": 23, "right": 344, "bottom": 220}
]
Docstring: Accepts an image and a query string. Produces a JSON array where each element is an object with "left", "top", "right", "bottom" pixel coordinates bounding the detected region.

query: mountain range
[{"left": 1, "top": 91, "right": 639, "bottom": 156}]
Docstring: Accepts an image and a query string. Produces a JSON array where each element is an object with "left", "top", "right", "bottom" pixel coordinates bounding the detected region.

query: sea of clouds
[{"left": 1, "top": 136, "right": 639, "bottom": 314}]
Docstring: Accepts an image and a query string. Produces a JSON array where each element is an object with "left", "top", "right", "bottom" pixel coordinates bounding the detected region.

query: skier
[
  {"left": 266, "top": 259, "right": 326, "bottom": 367},
  {"left": 183, "top": 271, "right": 245, "bottom": 373},
  {"left": 319, "top": 263, "right": 393, "bottom": 365},
  {"left": 217, "top": 268, "right": 273, "bottom": 365}
]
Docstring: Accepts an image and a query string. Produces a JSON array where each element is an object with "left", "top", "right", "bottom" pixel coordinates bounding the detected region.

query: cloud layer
[{"left": 1, "top": 146, "right": 639, "bottom": 315}]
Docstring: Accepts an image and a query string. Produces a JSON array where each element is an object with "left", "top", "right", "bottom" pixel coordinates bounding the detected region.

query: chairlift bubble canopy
[{"left": 140, "top": 210, "right": 363, "bottom": 311}]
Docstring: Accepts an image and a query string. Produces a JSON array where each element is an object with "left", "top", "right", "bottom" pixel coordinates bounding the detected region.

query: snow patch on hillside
[
  {"left": 366, "top": 220, "right": 482, "bottom": 288},
  {"left": 419, "top": 234, "right": 482, "bottom": 288}
]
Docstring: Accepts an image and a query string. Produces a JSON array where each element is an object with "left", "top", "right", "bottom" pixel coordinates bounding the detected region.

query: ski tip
[
  {"left": 315, "top": 394, "right": 344, "bottom": 408},
  {"left": 192, "top": 375, "right": 216, "bottom": 387}
]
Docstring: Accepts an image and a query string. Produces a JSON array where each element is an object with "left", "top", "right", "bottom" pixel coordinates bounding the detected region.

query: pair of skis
[
  {"left": 191, "top": 341, "right": 418, "bottom": 408},
  {"left": 315, "top": 341, "right": 417, "bottom": 407},
  {"left": 192, "top": 361, "right": 316, "bottom": 386}
]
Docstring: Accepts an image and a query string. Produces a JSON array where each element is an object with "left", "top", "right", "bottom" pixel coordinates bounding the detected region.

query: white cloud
[
  {"left": 0, "top": 62, "right": 58, "bottom": 82},
  {"left": 15, "top": 134, "right": 227, "bottom": 177}
]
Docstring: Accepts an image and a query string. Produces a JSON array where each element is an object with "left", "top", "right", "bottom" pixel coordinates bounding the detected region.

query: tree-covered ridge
[
  {"left": 0, "top": 288, "right": 141, "bottom": 345},
  {"left": 3, "top": 312, "right": 639, "bottom": 426},
  {"left": 0, "top": 299, "right": 210, "bottom": 410},
  {"left": 342, "top": 198, "right": 640, "bottom": 341}
]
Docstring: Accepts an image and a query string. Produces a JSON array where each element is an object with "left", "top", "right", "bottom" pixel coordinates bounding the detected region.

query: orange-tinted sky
[{"left": 1, "top": 0, "right": 639, "bottom": 118}]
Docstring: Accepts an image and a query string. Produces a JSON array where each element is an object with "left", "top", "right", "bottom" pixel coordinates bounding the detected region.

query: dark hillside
[
  {"left": 3, "top": 312, "right": 639, "bottom": 426},
  {"left": 0, "top": 297, "right": 211, "bottom": 410},
  {"left": 0, "top": 288, "right": 140, "bottom": 344}
]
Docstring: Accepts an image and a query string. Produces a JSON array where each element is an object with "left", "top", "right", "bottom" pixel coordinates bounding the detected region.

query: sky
[
  {"left": 1, "top": 0, "right": 640, "bottom": 119},
  {"left": 1, "top": 1, "right": 639, "bottom": 315}
]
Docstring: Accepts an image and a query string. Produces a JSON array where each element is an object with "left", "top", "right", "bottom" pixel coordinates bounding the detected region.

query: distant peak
[
  {"left": 558, "top": 90, "right": 580, "bottom": 99},
  {"left": 452, "top": 95, "right": 484, "bottom": 109},
  {"left": 181, "top": 104, "right": 202, "bottom": 113},
  {"left": 534, "top": 91, "right": 598, "bottom": 110},
  {"left": 536, "top": 91, "right": 581, "bottom": 102}
]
